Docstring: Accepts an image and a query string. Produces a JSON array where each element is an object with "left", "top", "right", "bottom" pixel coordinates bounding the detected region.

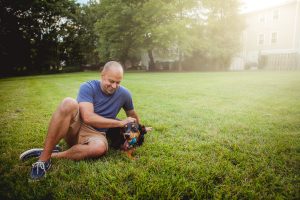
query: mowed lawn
[{"left": 0, "top": 71, "right": 299, "bottom": 199}]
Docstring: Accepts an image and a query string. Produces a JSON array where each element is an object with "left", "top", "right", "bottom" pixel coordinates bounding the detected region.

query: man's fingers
[
  {"left": 122, "top": 117, "right": 136, "bottom": 126},
  {"left": 128, "top": 117, "right": 136, "bottom": 122}
]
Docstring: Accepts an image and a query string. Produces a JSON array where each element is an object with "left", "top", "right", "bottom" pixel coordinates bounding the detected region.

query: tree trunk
[
  {"left": 178, "top": 50, "right": 183, "bottom": 71},
  {"left": 147, "top": 49, "right": 155, "bottom": 71}
]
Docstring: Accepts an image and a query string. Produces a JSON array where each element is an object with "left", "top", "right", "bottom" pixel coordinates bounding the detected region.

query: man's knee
[
  {"left": 59, "top": 97, "right": 78, "bottom": 116},
  {"left": 88, "top": 141, "right": 107, "bottom": 158}
]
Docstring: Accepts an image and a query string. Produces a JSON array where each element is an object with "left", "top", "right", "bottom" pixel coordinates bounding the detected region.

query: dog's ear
[
  {"left": 137, "top": 124, "right": 147, "bottom": 146},
  {"left": 137, "top": 134, "right": 144, "bottom": 146},
  {"left": 138, "top": 124, "right": 147, "bottom": 135}
]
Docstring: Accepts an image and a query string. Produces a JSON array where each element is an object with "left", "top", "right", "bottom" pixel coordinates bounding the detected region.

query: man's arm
[
  {"left": 79, "top": 102, "right": 135, "bottom": 128},
  {"left": 125, "top": 109, "right": 140, "bottom": 124}
]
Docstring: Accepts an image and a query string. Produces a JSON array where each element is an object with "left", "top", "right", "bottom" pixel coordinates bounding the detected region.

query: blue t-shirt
[{"left": 77, "top": 80, "right": 134, "bottom": 131}]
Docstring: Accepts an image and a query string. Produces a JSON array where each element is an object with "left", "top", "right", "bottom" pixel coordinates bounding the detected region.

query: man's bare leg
[
  {"left": 51, "top": 140, "right": 107, "bottom": 161},
  {"left": 39, "top": 97, "right": 79, "bottom": 162}
]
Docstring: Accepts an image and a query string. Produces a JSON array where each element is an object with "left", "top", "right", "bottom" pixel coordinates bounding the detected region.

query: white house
[{"left": 231, "top": 0, "right": 300, "bottom": 70}]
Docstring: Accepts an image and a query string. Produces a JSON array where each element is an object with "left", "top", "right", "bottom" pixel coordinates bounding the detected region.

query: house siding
[{"left": 231, "top": 0, "right": 300, "bottom": 70}]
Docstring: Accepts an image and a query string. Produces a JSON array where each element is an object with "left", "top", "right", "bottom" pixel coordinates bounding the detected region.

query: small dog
[{"left": 106, "top": 122, "right": 148, "bottom": 159}]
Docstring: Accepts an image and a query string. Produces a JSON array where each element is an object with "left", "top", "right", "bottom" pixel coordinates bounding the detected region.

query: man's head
[{"left": 100, "top": 61, "right": 124, "bottom": 95}]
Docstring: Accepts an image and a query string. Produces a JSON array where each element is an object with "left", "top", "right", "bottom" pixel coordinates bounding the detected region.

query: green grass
[{"left": 0, "top": 71, "right": 299, "bottom": 199}]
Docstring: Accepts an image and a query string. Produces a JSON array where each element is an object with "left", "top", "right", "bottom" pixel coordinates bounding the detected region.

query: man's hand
[{"left": 120, "top": 117, "right": 136, "bottom": 127}]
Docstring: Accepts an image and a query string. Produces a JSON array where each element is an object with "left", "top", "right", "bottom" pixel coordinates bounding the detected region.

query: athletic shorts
[{"left": 66, "top": 110, "right": 109, "bottom": 151}]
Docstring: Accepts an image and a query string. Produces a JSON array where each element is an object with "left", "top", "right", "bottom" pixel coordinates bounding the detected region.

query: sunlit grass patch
[{"left": 0, "top": 71, "right": 299, "bottom": 199}]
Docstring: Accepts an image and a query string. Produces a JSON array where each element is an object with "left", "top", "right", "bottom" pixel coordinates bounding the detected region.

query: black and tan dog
[{"left": 106, "top": 122, "right": 148, "bottom": 159}]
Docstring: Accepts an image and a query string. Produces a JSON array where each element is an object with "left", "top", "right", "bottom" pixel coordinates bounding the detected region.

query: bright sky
[
  {"left": 76, "top": 0, "right": 289, "bottom": 12},
  {"left": 241, "top": 0, "right": 290, "bottom": 12},
  {"left": 76, "top": 0, "right": 88, "bottom": 4}
]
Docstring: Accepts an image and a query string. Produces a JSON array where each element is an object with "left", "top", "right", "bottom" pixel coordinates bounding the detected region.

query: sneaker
[
  {"left": 19, "top": 145, "right": 61, "bottom": 161},
  {"left": 30, "top": 159, "right": 51, "bottom": 180}
]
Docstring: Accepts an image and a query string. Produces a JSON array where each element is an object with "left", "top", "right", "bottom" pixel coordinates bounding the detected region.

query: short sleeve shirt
[{"left": 77, "top": 80, "right": 134, "bottom": 131}]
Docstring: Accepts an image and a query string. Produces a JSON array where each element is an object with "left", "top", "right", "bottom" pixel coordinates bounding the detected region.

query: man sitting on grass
[{"left": 20, "top": 61, "right": 150, "bottom": 180}]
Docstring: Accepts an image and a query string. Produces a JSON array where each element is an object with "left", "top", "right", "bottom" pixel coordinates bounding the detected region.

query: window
[
  {"left": 258, "top": 34, "right": 264, "bottom": 45},
  {"left": 271, "top": 32, "right": 277, "bottom": 44},
  {"left": 273, "top": 10, "right": 279, "bottom": 20},
  {"left": 259, "top": 15, "right": 265, "bottom": 23}
]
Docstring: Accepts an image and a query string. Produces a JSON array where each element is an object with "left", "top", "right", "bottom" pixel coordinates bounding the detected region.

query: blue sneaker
[
  {"left": 30, "top": 159, "right": 51, "bottom": 180},
  {"left": 19, "top": 145, "right": 61, "bottom": 161}
]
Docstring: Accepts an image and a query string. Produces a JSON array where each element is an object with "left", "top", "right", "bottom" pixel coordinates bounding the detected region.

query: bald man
[{"left": 20, "top": 61, "right": 142, "bottom": 180}]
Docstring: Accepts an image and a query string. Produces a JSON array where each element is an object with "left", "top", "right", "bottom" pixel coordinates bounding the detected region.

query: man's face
[{"left": 101, "top": 69, "right": 123, "bottom": 95}]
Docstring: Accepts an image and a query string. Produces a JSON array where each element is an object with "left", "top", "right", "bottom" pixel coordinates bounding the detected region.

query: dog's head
[{"left": 121, "top": 122, "right": 147, "bottom": 150}]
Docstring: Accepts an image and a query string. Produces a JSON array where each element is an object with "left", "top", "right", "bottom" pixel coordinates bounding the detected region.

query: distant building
[
  {"left": 231, "top": 0, "right": 300, "bottom": 70},
  {"left": 141, "top": 48, "right": 179, "bottom": 71}
]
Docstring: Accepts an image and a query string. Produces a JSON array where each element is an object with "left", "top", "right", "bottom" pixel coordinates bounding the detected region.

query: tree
[
  {"left": 0, "top": 0, "right": 244, "bottom": 75},
  {"left": 200, "top": 0, "right": 244, "bottom": 70},
  {"left": 71, "top": 1, "right": 101, "bottom": 65},
  {"left": 94, "top": 0, "right": 202, "bottom": 71},
  {"left": 0, "top": 0, "right": 83, "bottom": 75},
  {"left": 94, "top": 0, "right": 143, "bottom": 66},
  {"left": 162, "top": 0, "right": 202, "bottom": 71},
  {"left": 134, "top": 0, "right": 178, "bottom": 70}
]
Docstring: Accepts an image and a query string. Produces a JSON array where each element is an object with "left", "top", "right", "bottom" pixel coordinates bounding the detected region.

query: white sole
[{"left": 19, "top": 148, "right": 43, "bottom": 161}]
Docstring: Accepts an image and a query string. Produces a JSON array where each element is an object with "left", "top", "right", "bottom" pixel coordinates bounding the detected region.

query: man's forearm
[{"left": 82, "top": 113, "right": 122, "bottom": 128}]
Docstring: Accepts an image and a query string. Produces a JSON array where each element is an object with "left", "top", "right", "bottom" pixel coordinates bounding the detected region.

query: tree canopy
[{"left": 0, "top": 0, "right": 244, "bottom": 76}]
